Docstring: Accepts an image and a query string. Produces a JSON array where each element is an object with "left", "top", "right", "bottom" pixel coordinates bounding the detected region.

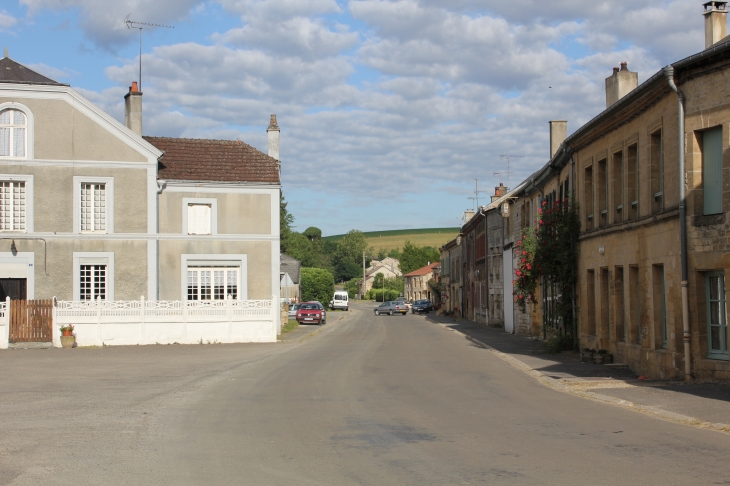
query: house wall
[{"left": 486, "top": 208, "right": 504, "bottom": 327}]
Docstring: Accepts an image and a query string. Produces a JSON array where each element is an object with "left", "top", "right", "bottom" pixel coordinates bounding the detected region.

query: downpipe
[{"left": 664, "top": 66, "right": 692, "bottom": 382}]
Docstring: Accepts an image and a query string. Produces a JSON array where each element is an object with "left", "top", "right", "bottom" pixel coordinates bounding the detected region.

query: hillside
[{"left": 324, "top": 227, "right": 459, "bottom": 252}]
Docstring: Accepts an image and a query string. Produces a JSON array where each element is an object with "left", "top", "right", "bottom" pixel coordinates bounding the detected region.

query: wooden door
[{"left": 9, "top": 299, "right": 53, "bottom": 343}]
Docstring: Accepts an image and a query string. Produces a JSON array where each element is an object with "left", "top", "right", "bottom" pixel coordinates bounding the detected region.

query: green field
[{"left": 324, "top": 227, "right": 459, "bottom": 252}]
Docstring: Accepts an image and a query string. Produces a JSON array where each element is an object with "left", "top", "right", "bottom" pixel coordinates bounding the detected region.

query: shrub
[{"left": 301, "top": 267, "right": 335, "bottom": 304}]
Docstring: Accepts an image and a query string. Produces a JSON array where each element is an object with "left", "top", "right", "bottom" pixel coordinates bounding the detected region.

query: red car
[{"left": 296, "top": 302, "right": 326, "bottom": 325}]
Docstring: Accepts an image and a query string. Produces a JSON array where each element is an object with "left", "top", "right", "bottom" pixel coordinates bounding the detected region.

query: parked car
[
  {"left": 411, "top": 299, "right": 432, "bottom": 313},
  {"left": 330, "top": 290, "right": 349, "bottom": 311},
  {"left": 288, "top": 303, "right": 300, "bottom": 320},
  {"left": 373, "top": 301, "right": 408, "bottom": 316},
  {"left": 395, "top": 297, "right": 412, "bottom": 311},
  {"left": 296, "top": 302, "right": 326, "bottom": 325}
]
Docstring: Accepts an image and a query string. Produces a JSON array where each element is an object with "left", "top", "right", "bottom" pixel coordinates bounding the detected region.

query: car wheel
[
  {"left": 388, "top": 310, "right": 393, "bottom": 316},
  {"left": 375, "top": 310, "right": 380, "bottom": 316}
]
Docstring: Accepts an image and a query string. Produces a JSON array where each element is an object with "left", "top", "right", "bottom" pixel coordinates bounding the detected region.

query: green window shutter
[{"left": 703, "top": 127, "right": 723, "bottom": 215}]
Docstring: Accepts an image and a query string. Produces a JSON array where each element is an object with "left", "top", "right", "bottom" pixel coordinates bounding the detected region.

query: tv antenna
[
  {"left": 467, "top": 196, "right": 476, "bottom": 211},
  {"left": 472, "top": 178, "right": 489, "bottom": 209},
  {"left": 494, "top": 155, "right": 524, "bottom": 191},
  {"left": 125, "top": 16, "right": 174, "bottom": 92}
]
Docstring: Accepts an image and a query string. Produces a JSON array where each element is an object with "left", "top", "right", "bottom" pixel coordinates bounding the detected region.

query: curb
[{"left": 440, "top": 323, "right": 730, "bottom": 435}]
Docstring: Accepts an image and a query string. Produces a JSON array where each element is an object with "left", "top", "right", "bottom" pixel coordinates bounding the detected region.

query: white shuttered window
[
  {"left": 0, "top": 109, "right": 26, "bottom": 158},
  {"left": 187, "top": 203, "right": 212, "bottom": 235},
  {"left": 80, "top": 183, "right": 106, "bottom": 233},
  {"left": 0, "top": 181, "right": 26, "bottom": 231}
]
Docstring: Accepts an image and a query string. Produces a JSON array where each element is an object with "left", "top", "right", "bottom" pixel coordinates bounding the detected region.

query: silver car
[
  {"left": 373, "top": 301, "right": 408, "bottom": 316},
  {"left": 288, "top": 303, "right": 300, "bottom": 320}
]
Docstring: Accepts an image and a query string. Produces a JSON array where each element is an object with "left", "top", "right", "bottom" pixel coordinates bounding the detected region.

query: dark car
[
  {"left": 373, "top": 301, "right": 408, "bottom": 316},
  {"left": 296, "top": 302, "right": 326, "bottom": 325},
  {"left": 411, "top": 299, "right": 433, "bottom": 313}
]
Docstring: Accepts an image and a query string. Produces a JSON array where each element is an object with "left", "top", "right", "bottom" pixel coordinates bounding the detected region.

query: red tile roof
[
  {"left": 403, "top": 262, "right": 440, "bottom": 277},
  {"left": 144, "top": 136, "right": 280, "bottom": 184}
]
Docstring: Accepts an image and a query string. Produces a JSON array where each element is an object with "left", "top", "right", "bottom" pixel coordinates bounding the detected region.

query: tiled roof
[
  {"left": 403, "top": 262, "right": 440, "bottom": 277},
  {"left": 280, "top": 254, "right": 301, "bottom": 284},
  {"left": 145, "top": 136, "right": 280, "bottom": 184},
  {"left": 0, "top": 57, "right": 67, "bottom": 86}
]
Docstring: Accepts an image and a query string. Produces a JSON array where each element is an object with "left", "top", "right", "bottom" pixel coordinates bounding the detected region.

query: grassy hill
[{"left": 324, "top": 227, "right": 459, "bottom": 252}]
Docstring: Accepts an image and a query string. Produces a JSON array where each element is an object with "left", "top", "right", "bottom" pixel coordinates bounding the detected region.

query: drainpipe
[
  {"left": 156, "top": 180, "right": 167, "bottom": 301},
  {"left": 664, "top": 66, "right": 692, "bottom": 382},
  {"left": 570, "top": 153, "right": 578, "bottom": 348}
]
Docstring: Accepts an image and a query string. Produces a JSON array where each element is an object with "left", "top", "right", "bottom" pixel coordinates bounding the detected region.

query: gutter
[{"left": 663, "top": 66, "right": 692, "bottom": 382}]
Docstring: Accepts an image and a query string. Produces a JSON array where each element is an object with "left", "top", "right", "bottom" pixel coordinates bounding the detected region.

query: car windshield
[
  {"left": 291, "top": 304, "right": 300, "bottom": 311},
  {"left": 300, "top": 304, "right": 318, "bottom": 310}
]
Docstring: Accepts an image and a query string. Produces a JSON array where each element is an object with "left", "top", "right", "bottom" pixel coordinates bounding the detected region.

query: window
[
  {"left": 187, "top": 267, "right": 239, "bottom": 300},
  {"left": 614, "top": 266, "right": 625, "bottom": 341},
  {"left": 73, "top": 252, "right": 114, "bottom": 301},
  {"left": 74, "top": 177, "right": 113, "bottom": 235},
  {"left": 601, "top": 268, "right": 610, "bottom": 339},
  {"left": 0, "top": 109, "right": 26, "bottom": 158},
  {"left": 81, "top": 183, "right": 106, "bottom": 233},
  {"left": 585, "top": 165, "right": 594, "bottom": 230},
  {"left": 597, "top": 159, "right": 607, "bottom": 227},
  {"left": 706, "top": 272, "right": 728, "bottom": 359},
  {"left": 653, "top": 265, "right": 667, "bottom": 349},
  {"left": 187, "top": 204, "right": 211, "bottom": 235},
  {"left": 80, "top": 264, "right": 106, "bottom": 300},
  {"left": 629, "top": 265, "right": 641, "bottom": 344},
  {"left": 626, "top": 144, "right": 639, "bottom": 220},
  {"left": 650, "top": 130, "right": 663, "bottom": 213},
  {"left": 0, "top": 181, "right": 25, "bottom": 231},
  {"left": 612, "top": 151, "right": 623, "bottom": 223},
  {"left": 586, "top": 269, "right": 596, "bottom": 335},
  {"left": 702, "top": 126, "right": 723, "bottom": 215}
]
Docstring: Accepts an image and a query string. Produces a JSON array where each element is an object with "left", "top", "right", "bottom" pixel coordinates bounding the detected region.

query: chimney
[
  {"left": 267, "top": 114, "right": 280, "bottom": 161},
  {"left": 549, "top": 121, "right": 567, "bottom": 159},
  {"left": 491, "top": 182, "right": 508, "bottom": 202},
  {"left": 704, "top": 2, "right": 728, "bottom": 48},
  {"left": 605, "top": 62, "right": 638, "bottom": 108},
  {"left": 463, "top": 210, "right": 475, "bottom": 222},
  {"left": 124, "top": 82, "right": 142, "bottom": 136}
]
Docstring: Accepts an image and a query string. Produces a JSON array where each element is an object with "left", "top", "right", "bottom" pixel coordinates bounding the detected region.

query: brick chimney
[
  {"left": 491, "top": 182, "right": 508, "bottom": 202},
  {"left": 124, "top": 81, "right": 142, "bottom": 136},
  {"left": 549, "top": 121, "right": 567, "bottom": 159},
  {"left": 267, "top": 114, "right": 280, "bottom": 161},
  {"left": 605, "top": 62, "right": 638, "bottom": 108},
  {"left": 704, "top": 1, "right": 728, "bottom": 48}
]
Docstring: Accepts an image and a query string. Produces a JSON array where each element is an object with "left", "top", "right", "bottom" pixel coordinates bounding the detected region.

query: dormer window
[{"left": 0, "top": 109, "right": 26, "bottom": 158}]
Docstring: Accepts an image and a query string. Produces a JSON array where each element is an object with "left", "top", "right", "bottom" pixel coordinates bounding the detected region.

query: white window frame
[
  {"left": 0, "top": 102, "right": 34, "bottom": 160},
  {"left": 181, "top": 254, "right": 247, "bottom": 301},
  {"left": 187, "top": 267, "right": 241, "bottom": 301},
  {"left": 73, "top": 252, "right": 114, "bottom": 301},
  {"left": 0, "top": 174, "right": 33, "bottom": 233},
  {"left": 73, "top": 176, "right": 114, "bottom": 235},
  {"left": 182, "top": 198, "right": 217, "bottom": 235}
]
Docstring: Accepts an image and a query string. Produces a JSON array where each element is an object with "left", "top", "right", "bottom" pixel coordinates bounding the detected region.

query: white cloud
[{"left": 0, "top": 10, "right": 18, "bottom": 29}]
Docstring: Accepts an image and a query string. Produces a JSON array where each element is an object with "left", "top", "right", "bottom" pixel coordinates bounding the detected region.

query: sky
[{"left": 0, "top": 0, "right": 711, "bottom": 235}]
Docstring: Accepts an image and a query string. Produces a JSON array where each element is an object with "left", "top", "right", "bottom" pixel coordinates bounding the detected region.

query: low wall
[{"left": 53, "top": 298, "right": 277, "bottom": 347}]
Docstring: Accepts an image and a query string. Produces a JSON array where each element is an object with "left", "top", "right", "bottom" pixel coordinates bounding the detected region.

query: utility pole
[
  {"left": 125, "top": 16, "right": 174, "bottom": 92},
  {"left": 362, "top": 251, "right": 366, "bottom": 299}
]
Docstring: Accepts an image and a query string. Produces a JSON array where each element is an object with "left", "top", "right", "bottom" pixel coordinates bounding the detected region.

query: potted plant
[{"left": 60, "top": 324, "right": 75, "bottom": 348}]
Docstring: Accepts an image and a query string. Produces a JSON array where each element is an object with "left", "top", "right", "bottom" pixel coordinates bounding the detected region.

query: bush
[
  {"left": 301, "top": 267, "right": 335, "bottom": 304},
  {"left": 366, "top": 289, "right": 400, "bottom": 302}
]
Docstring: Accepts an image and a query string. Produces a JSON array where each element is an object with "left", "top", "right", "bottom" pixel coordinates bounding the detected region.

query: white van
[{"left": 330, "top": 291, "right": 349, "bottom": 311}]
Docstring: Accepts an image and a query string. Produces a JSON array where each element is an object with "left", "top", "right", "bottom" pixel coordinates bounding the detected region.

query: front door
[
  {"left": 503, "top": 247, "right": 514, "bottom": 334},
  {"left": 0, "top": 278, "right": 27, "bottom": 301}
]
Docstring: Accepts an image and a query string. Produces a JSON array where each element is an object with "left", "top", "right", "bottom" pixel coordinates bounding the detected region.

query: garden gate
[{"left": 9, "top": 299, "right": 53, "bottom": 343}]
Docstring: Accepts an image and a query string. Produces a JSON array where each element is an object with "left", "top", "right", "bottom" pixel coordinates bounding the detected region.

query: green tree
[
  {"left": 399, "top": 241, "right": 440, "bottom": 274},
  {"left": 280, "top": 192, "right": 294, "bottom": 251},
  {"left": 285, "top": 233, "right": 331, "bottom": 270},
  {"left": 303, "top": 226, "right": 322, "bottom": 241},
  {"left": 334, "top": 230, "right": 368, "bottom": 265},
  {"left": 301, "top": 267, "right": 335, "bottom": 304}
]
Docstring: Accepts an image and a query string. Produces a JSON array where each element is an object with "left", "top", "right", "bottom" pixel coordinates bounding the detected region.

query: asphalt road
[{"left": 2, "top": 302, "right": 730, "bottom": 485}]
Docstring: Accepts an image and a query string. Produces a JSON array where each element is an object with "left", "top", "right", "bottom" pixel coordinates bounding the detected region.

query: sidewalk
[{"left": 425, "top": 312, "right": 730, "bottom": 432}]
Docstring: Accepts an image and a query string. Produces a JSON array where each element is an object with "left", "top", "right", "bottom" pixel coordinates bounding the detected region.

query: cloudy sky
[{"left": 0, "top": 0, "right": 710, "bottom": 235}]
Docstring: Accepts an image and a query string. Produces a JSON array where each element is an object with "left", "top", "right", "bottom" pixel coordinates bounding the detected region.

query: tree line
[{"left": 281, "top": 194, "right": 441, "bottom": 301}]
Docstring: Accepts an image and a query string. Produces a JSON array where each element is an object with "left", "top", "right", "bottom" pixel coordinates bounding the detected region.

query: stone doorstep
[{"left": 8, "top": 342, "right": 54, "bottom": 349}]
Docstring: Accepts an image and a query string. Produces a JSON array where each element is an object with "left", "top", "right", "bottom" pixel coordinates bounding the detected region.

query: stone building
[
  {"left": 439, "top": 237, "right": 461, "bottom": 316},
  {"left": 403, "top": 262, "right": 439, "bottom": 302}
]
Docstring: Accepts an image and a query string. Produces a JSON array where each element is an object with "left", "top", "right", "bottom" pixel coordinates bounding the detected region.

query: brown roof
[
  {"left": 403, "top": 262, "right": 440, "bottom": 277},
  {"left": 144, "top": 136, "right": 280, "bottom": 184},
  {"left": 0, "top": 57, "right": 67, "bottom": 86}
]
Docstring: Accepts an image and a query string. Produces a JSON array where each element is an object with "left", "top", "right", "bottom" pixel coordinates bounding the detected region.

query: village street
[{"left": 2, "top": 303, "right": 730, "bottom": 485}]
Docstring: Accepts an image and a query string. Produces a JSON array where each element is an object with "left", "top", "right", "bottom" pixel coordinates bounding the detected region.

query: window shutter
[
  {"left": 703, "top": 127, "right": 723, "bottom": 215},
  {"left": 188, "top": 204, "right": 211, "bottom": 235}
]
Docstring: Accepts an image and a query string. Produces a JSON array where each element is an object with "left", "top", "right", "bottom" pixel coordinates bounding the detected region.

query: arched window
[{"left": 0, "top": 109, "right": 26, "bottom": 158}]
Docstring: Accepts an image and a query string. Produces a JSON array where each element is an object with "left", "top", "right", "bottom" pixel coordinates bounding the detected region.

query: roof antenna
[
  {"left": 3, "top": 47, "right": 7, "bottom": 58},
  {"left": 124, "top": 16, "right": 174, "bottom": 92}
]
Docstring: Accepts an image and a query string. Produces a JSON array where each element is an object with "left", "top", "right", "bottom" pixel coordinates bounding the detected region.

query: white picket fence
[{"left": 52, "top": 297, "right": 277, "bottom": 347}]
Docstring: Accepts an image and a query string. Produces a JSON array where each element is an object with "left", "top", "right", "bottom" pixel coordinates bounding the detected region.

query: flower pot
[
  {"left": 62, "top": 331, "right": 73, "bottom": 336},
  {"left": 60, "top": 335, "right": 75, "bottom": 348}
]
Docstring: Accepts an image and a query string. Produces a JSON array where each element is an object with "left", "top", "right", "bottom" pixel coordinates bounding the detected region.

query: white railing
[{"left": 52, "top": 297, "right": 277, "bottom": 347}]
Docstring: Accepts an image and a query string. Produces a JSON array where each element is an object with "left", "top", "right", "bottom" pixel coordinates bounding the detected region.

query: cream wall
[
  {"left": 159, "top": 191, "right": 272, "bottom": 235},
  {"left": 158, "top": 239, "right": 273, "bottom": 300},
  {"left": 0, "top": 97, "right": 148, "bottom": 163}
]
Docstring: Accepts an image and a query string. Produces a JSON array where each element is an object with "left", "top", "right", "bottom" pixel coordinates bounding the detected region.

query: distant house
[
  {"left": 360, "top": 257, "right": 401, "bottom": 294},
  {"left": 280, "top": 253, "right": 301, "bottom": 302},
  {"left": 403, "top": 262, "right": 439, "bottom": 302},
  {"left": 0, "top": 54, "right": 282, "bottom": 347}
]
